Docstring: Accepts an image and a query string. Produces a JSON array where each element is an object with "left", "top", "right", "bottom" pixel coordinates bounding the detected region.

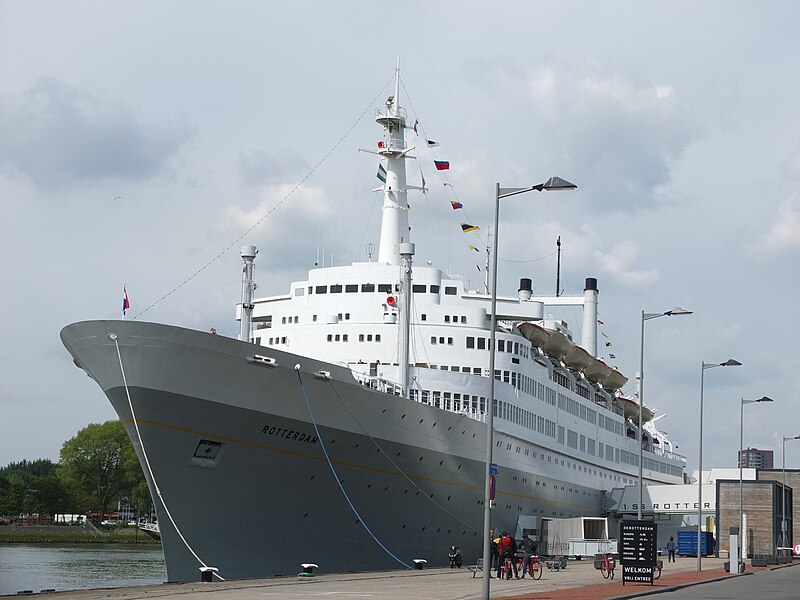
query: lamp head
[
  {"left": 721, "top": 359, "right": 742, "bottom": 366},
  {"left": 666, "top": 306, "right": 693, "bottom": 316},
  {"left": 756, "top": 396, "right": 774, "bottom": 403},
  {"left": 542, "top": 176, "right": 578, "bottom": 191}
]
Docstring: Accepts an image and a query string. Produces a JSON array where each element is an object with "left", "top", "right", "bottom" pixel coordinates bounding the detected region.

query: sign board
[
  {"left": 620, "top": 520, "right": 657, "bottom": 585},
  {"left": 489, "top": 475, "right": 496, "bottom": 501},
  {"left": 489, "top": 462, "right": 498, "bottom": 476},
  {"left": 795, "top": 543, "right": 800, "bottom": 556}
]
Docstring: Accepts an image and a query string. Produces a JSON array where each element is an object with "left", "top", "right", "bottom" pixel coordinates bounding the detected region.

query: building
[
  {"left": 716, "top": 479, "right": 789, "bottom": 558},
  {"left": 739, "top": 447, "right": 774, "bottom": 469},
  {"left": 757, "top": 468, "right": 800, "bottom": 549}
]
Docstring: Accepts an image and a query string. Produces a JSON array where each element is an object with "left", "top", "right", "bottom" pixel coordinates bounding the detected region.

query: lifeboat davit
[
  {"left": 602, "top": 368, "right": 628, "bottom": 391},
  {"left": 584, "top": 358, "right": 612, "bottom": 384},
  {"left": 563, "top": 345, "right": 594, "bottom": 371},
  {"left": 518, "top": 322, "right": 550, "bottom": 348}
]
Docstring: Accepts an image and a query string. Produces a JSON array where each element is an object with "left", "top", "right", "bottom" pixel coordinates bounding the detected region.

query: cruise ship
[{"left": 60, "top": 65, "right": 686, "bottom": 582}]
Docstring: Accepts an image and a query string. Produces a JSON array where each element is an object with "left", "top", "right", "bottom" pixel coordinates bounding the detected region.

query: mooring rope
[
  {"left": 293, "top": 365, "right": 412, "bottom": 570},
  {"left": 112, "top": 334, "right": 225, "bottom": 581}
]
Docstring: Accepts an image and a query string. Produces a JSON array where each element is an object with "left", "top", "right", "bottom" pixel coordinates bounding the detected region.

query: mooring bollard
[
  {"left": 199, "top": 566, "right": 218, "bottom": 582},
  {"left": 299, "top": 563, "right": 318, "bottom": 577},
  {"left": 413, "top": 559, "right": 427, "bottom": 570}
]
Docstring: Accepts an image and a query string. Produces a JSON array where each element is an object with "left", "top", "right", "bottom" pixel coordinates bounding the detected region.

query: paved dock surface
[{"left": 5, "top": 556, "right": 797, "bottom": 599}]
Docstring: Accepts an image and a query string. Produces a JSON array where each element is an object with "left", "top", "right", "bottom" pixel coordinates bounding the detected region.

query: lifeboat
[
  {"left": 543, "top": 329, "right": 573, "bottom": 361},
  {"left": 584, "top": 358, "right": 612, "bottom": 384},
  {"left": 601, "top": 368, "right": 628, "bottom": 391},
  {"left": 617, "top": 396, "right": 655, "bottom": 423},
  {"left": 563, "top": 345, "right": 594, "bottom": 372},
  {"left": 517, "top": 322, "right": 550, "bottom": 348}
]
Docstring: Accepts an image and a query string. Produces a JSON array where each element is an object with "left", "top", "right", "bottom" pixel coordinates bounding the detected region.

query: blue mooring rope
[{"left": 294, "top": 366, "right": 412, "bottom": 570}]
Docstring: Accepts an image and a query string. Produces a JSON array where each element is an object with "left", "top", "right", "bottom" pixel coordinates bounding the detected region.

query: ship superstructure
[{"left": 61, "top": 63, "right": 685, "bottom": 582}]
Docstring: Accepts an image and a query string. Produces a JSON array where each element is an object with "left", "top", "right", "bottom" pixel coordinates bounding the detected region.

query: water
[{"left": 0, "top": 544, "right": 166, "bottom": 595}]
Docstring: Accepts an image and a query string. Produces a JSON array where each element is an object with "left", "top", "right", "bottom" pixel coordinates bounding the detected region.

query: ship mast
[{"left": 375, "top": 58, "right": 411, "bottom": 266}]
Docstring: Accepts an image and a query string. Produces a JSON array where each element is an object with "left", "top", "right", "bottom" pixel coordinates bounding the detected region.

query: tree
[
  {"left": 0, "top": 459, "right": 70, "bottom": 516},
  {"left": 58, "top": 420, "right": 145, "bottom": 517}
]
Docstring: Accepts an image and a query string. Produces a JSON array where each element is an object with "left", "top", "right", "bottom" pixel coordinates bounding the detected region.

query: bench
[{"left": 470, "top": 558, "right": 483, "bottom": 578}]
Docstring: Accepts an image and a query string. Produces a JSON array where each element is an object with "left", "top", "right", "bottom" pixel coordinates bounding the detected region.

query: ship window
[
  {"left": 338, "top": 313, "right": 343, "bottom": 320},
  {"left": 376, "top": 334, "right": 381, "bottom": 341},
  {"left": 335, "top": 334, "right": 340, "bottom": 341},
  {"left": 477, "top": 338, "right": 486, "bottom": 350},
  {"left": 466, "top": 337, "right": 475, "bottom": 349},
  {"left": 473, "top": 367, "right": 481, "bottom": 375},
  {"left": 362, "top": 283, "right": 375, "bottom": 292},
  {"left": 430, "top": 285, "right": 440, "bottom": 294},
  {"left": 294, "top": 316, "right": 299, "bottom": 323},
  {"left": 345, "top": 313, "right": 350, "bottom": 320},
  {"left": 367, "top": 334, "right": 373, "bottom": 341},
  {"left": 413, "top": 284, "right": 426, "bottom": 293},
  {"left": 431, "top": 337, "right": 437, "bottom": 344},
  {"left": 448, "top": 337, "right": 453, "bottom": 345},
  {"left": 460, "top": 316, "right": 466, "bottom": 323},
  {"left": 450, "top": 366, "right": 459, "bottom": 371},
  {"left": 378, "top": 283, "right": 392, "bottom": 293},
  {"left": 498, "top": 340, "right": 505, "bottom": 351},
  {"left": 313, "top": 315, "right": 317, "bottom": 322},
  {"left": 439, "top": 337, "right": 445, "bottom": 344},
  {"left": 343, "top": 334, "right": 348, "bottom": 342},
  {"left": 308, "top": 286, "right": 313, "bottom": 294},
  {"left": 269, "top": 337, "right": 273, "bottom": 344},
  {"left": 359, "top": 334, "right": 365, "bottom": 342},
  {"left": 282, "top": 317, "right": 287, "bottom": 324},
  {"left": 421, "top": 314, "right": 427, "bottom": 321},
  {"left": 445, "top": 286, "right": 457, "bottom": 295},
  {"left": 294, "top": 287, "right": 304, "bottom": 296},
  {"left": 330, "top": 284, "right": 342, "bottom": 293},
  {"left": 346, "top": 284, "right": 358, "bottom": 293},
  {"left": 444, "top": 315, "right": 450, "bottom": 323},
  {"left": 327, "top": 334, "right": 332, "bottom": 342},
  {"left": 315, "top": 286, "right": 327, "bottom": 294}
]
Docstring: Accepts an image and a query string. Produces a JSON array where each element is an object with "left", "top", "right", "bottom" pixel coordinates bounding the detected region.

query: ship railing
[
  {"left": 377, "top": 138, "right": 408, "bottom": 153},
  {"left": 652, "top": 447, "right": 687, "bottom": 463},
  {"left": 374, "top": 106, "right": 408, "bottom": 121}
]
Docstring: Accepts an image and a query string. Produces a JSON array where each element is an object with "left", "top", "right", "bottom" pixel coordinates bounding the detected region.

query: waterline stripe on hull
[{"left": 122, "top": 415, "right": 594, "bottom": 510}]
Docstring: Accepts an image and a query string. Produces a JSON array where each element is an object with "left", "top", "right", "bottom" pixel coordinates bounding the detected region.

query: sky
[{"left": 1, "top": 1, "right": 798, "bottom": 477}]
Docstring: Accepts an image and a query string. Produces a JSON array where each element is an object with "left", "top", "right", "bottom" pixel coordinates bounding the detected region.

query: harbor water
[{"left": 0, "top": 544, "right": 166, "bottom": 596}]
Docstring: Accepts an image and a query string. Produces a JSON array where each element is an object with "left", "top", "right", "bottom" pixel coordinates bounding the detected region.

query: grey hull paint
[{"left": 61, "top": 320, "right": 602, "bottom": 581}]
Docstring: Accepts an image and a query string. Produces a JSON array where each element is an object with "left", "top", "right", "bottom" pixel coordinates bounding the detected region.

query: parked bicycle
[
  {"left": 599, "top": 553, "right": 616, "bottom": 579},
  {"left": 653, "top": 559, "right": 662, "bottom": 580}
]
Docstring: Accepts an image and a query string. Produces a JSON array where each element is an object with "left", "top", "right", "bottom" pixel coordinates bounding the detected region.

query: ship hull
[{"left": 61, "top": 320, "right": 603, "bottom": 581}]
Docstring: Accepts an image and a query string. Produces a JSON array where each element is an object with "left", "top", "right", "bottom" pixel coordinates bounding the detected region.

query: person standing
[
  {"left": 500, "top": 532, "right": 519, "bottom": 579},
  {"left": 520, "top": 533, "right": 538, "bottom": 578},
  {"left": 666, "top": 536, "right": 676, "bottom": 562}
]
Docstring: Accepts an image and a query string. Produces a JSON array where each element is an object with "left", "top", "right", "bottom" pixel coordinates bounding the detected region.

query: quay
[{"left": 6, "top": 556, "right": 797, "bottom": 600}]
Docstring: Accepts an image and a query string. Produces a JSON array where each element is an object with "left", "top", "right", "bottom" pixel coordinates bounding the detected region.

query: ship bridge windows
[
  {"left": 378, "top": 283, "right": 392, "bottom": 293},
  {"left": 330, "top": 284, "right": 342, "bottom": 293},
  {"left": 430, "top": 285, "right": 440, "bottom": 294},
  {"left": 315, "top": 286, "right": 327, "bottom": 294},
  {"left": 444, "top": 286, "right": 457, "bottom": 295},
  {"left": 346, "top": 284, "right": 358, "bottom": 293},
  {"left": 362, "top": 283, "right": 375, "bottom": 292},
  {"left": 413, "top": 284, "right": 426, "bottom": 293}
]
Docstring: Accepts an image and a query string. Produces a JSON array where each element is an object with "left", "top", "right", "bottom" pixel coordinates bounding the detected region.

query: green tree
[
  {"left": 0, "top": 459, "right": 70, "bottom": 516},
  {"left": 58, "top": 420, "right": 145, "bottom": 517}
]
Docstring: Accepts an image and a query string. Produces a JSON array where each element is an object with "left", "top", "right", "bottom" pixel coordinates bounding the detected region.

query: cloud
[
  {"left": 594, "top": 240, "right": 660, "bottom": 287},
  {"left": 475, "top": 61, "right": 701, "bottom": 213},
  {"left": 757, "top": 194, "right": 800, "bottom": 258},
  {"left": 0, "top": 78, "right": 194, "bottom": 189},
  {"left": 239, "top": 148, "right": 309, "bottom": 185}
]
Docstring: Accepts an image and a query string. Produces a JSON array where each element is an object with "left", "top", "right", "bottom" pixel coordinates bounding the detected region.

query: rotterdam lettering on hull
[{"left": 261, "top": 425, "right": 318, "bottom": 444}]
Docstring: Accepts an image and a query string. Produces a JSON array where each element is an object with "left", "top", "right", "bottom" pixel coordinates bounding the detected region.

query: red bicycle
[
  {"left": 600, "top": 553, "right": 616, "bottom": 579},
  {"left": 516, "top": 554, "right": 543, "bottom": 580}
]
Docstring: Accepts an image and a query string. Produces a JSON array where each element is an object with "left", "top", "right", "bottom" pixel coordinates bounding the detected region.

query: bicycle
[
  {"left": 516, "top": 554, "right": 543, "bottom": 580},
  {"left": 599, "top": 553, "right": 616, "bottom": 579},
  {"left": 500, "top": 555, "right": 515, "bottom": 580},
  {"left": 653, "top": 559, "right": 663, "bottom": 580}
]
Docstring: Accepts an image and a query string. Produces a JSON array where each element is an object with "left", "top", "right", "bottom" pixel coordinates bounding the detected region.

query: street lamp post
[
  {"left": 738, "top": 396, "right": 774, "bottom": 568},
  {"left": 781, "top": 435, "right": 800, "bottom": 553},
  {"left": 697, "top": 359, "right": 741, "bottom": 571},
  {"left": 481, "top": 177, "right": 576, "bottom": 600},
  {"left": 636, "top": 307, "right": 692, "bottom": 521}
]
